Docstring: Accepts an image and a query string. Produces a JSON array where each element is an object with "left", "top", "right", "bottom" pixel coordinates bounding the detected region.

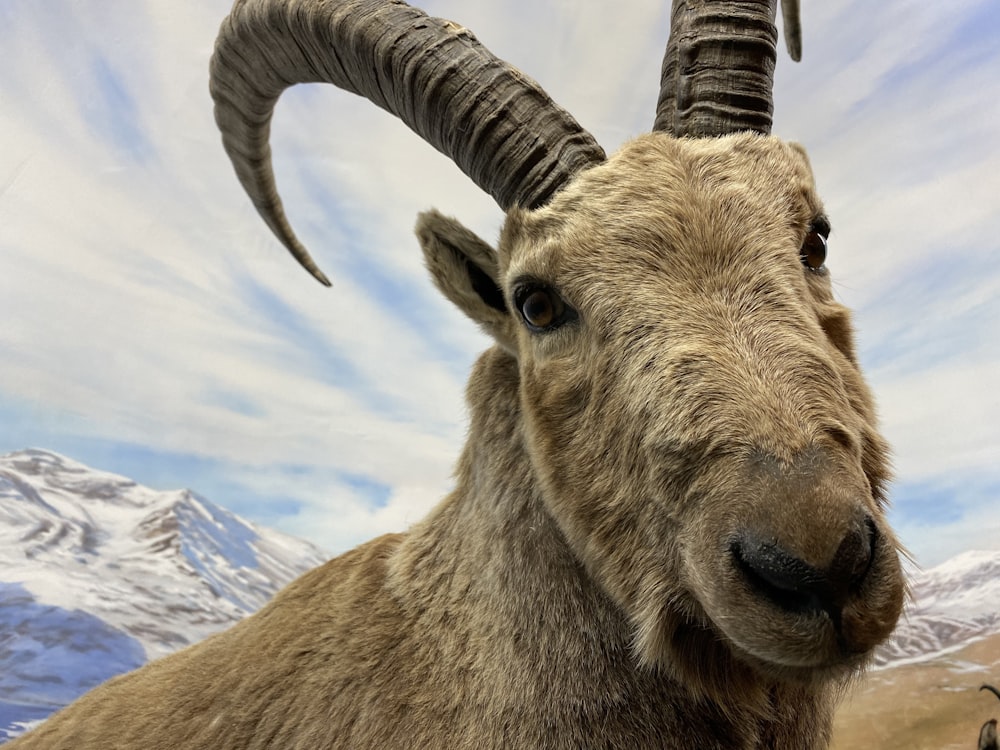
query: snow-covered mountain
[
  {"left": 875, "top": 549, "right": 1000, "bottom": 668},
  {"left": 1, "top": 448, "right": 997, "bottom": 743},
  {"left": 0, "top": 448, "right": 328, "bottom": 742}
]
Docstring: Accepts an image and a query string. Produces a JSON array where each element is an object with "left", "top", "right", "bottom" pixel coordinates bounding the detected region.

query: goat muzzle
[
  {"left": 731, "top": 516, "right": 892, "bottom": 655},
  {"left": 684, "top": 446, "right": 905, "bottom": 673}
]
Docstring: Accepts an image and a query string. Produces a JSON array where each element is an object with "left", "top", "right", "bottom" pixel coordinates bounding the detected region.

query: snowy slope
[
  {"left": 2, "top": 448, "right": 997, "bottom": 741},
  {"left": 0, "top": 448, "right": 328, "bottom": 741},
  {"left": 875, "top": 549, "right": 1000, "bottom": 668}
]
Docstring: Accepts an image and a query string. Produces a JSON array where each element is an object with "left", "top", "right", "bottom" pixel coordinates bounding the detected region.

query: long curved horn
[
  {"left": 653, "top": 0, "right": 801, "bottom": 137},
  {"left": 210, "top": 0, "right": 606, "bottom": 286},
  {"left": 983, "top": 684, "right": 1000, "bottom": 701}
]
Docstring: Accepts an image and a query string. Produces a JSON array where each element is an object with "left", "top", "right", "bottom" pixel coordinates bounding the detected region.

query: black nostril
[
  {"left": 730, "top": 536, "right": 831, "bottom": 616},
  {"left": 828, "top": 516, "right": 877, "bottom": 595},
  {"left": 731, "top": 518, "right": 879, "bottom": 618}
]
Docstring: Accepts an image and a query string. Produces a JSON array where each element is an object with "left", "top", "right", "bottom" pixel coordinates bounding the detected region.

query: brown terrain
[{"left": 831, "top": 630, "right": 1000, "bottom": 749}]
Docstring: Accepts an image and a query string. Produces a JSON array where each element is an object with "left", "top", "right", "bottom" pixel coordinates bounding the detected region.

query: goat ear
[
  {"left": 416, "top": 210, "right": 518, "bottom": 352},
  {"left": 788, "top": 142, "right": 816, "bottom": 176}
]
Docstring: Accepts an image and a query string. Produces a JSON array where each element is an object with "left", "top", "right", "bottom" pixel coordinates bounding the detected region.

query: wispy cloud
[
  {"left": 1, "top": 0, "right": 998, "bottom": 568},
  {"left": 82, "top": 55, "right": 156, "bottom": 163}
]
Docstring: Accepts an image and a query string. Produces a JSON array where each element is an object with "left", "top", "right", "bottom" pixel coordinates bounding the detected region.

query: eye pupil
[
  {"left": 521, "top": 290, "right": 557, "bottom": 328},
  {"left": 801, "top": 230, "right": 827, "bottom": 270},
  {"left": 513, "top": 284, "right": 576, "bottom": 332}
]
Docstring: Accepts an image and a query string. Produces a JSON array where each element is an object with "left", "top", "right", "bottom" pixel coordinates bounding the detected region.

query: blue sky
[{"left": 1, "top": 0, "right": 998, "bottom": 567}]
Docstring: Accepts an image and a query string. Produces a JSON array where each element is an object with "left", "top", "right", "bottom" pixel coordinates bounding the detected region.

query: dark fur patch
[{"left": 464, "top": 257, "right": 507, "bottom": 313}]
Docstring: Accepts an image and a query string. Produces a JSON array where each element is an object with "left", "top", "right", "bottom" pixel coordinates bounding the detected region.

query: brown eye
[
  {"left": 514, "top": 285, "right": 574, "bottom": 332},
  {"left": 800, "top": 229, "right": 828, "bottom": 271},
  {"left": 521, "top": 289, "right": 560, "bottom": 328}
]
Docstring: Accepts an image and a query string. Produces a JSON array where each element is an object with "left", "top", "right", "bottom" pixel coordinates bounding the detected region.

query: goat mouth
[
  {"left": 709, "top": 588, "right": 876, "bottom": 673},
  {"left": 730, "top": 547, "right": 856, "bottom": 660},
  {"left": 678, "top": 603, "right": 868, "bottom": 683},
  {"left": 734, "top": 641, "right": 869, "bottom": 685},
  {"left": 687, "top": 580, "right": 879, "bottom": 676},
  {"left": 657, "top": 613, "right": 861, "bottom": 699},
  {"left": 671, "top": 508, "right": 903, "bottom": 683},
  {"left": 716, "top": 521, "right": 897, "bottom": 667},
  {"left": 717, "top": 612, "right": 855, "bottom": 672}
]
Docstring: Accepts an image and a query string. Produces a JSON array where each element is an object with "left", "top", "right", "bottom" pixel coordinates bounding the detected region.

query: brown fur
[
  {"left": 982, "top": 719, "right": 999, "bottom": 750},
  {"left": 9, "top": 133, "right": 905, "bottom": 749},
  {"left": 982, "top": 685, "right": 1000, "bottom": 750}
]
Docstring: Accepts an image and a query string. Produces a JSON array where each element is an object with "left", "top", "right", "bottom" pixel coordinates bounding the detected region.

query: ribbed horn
[
  {"left": 210, "top": 0, "right": 606, "bottom": 286},
  {"left": 653, "top": 0, "right": 801, "bottom": 137},
  {"left": 780, "top": 0, "right": 802, "bottom": 62},
  {"left": 983, "top": 684, "right": 1000, "bottom": 702}
]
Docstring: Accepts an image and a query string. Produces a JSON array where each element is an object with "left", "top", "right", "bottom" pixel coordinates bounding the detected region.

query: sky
[{"left": 1, "top": 0, "right": 998, "bottom": 569}]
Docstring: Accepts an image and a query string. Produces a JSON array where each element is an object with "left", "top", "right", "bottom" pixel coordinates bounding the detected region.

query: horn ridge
[
  {"left": 654, "top": 0, "right": 782, "bottom": 137},
  {"left": 210, "top": 0, "right": 605, "bottom": 285}
]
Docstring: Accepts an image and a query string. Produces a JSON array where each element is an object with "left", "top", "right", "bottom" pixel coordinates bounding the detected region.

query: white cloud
[
  {"left": 0, "top": 3, "right": 472, "bottom": 560},
  {"left": 1, "top": 0, "right": 998, "bottom": 568}
]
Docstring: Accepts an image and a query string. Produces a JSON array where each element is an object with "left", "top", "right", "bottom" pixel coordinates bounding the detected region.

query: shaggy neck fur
[{"left": 390, "top": 347, "right": 834, "bottom": 749}]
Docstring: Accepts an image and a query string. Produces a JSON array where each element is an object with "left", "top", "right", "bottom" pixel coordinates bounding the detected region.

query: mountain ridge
[
  {"left": 875, "top": 549, "right": 1000, "bottom": 668},
  {"left": 1, "top": 448, "right": 998, "bottom": 743},
  {"left": 0, "top": 448, "right": 328, "bottom": 741}
]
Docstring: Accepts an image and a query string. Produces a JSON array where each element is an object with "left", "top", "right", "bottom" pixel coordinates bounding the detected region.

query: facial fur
[{"left": 494, "top": 132, "right": 904, "bottom": 701}]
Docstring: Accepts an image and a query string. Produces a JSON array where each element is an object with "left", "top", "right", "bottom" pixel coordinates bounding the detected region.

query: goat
[
  {"left": 983, "top": 720, "right": 999, "bottom": 750},
  {"left": 981, "top": 685, "right": 1000, "bottom": 750},
  {"left": 7, "top": 0, "right": 907, "bottom": 748}
]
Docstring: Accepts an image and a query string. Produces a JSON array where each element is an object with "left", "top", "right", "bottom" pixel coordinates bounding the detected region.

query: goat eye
[
  {"left": 800, "top": 230, "right": 828, "bottom": 271},
  {"left": 515, "top": 286, "right": 571, "bottom": 332}
]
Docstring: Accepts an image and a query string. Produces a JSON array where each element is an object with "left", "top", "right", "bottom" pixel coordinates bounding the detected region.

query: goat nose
[
  {"left": 730, "top": 518, "right": 876, "bottom": 617},
  {"left": 731, "top": 536, "right": 829, "bottom": 615},
  {"left": 827, "top": 517, "right": 877, "bottom": 597}
]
